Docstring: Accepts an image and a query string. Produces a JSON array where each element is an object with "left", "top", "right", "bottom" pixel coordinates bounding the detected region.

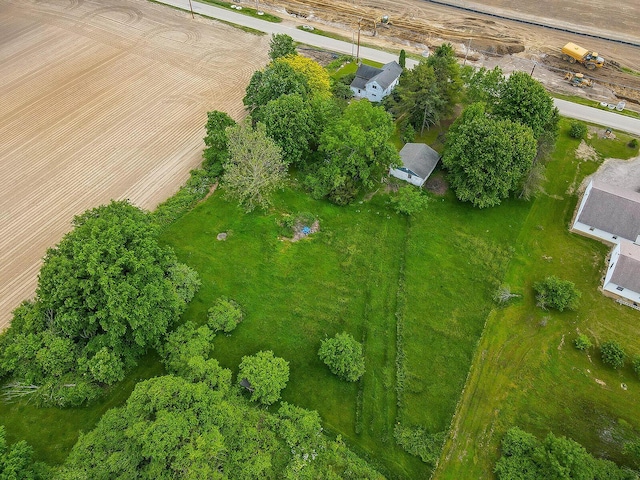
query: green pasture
[{"left": 436, "top": 122, "right": 640, "bottom": 478}]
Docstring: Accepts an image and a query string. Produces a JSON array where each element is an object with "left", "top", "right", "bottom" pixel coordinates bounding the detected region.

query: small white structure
[
  {"left": 390, "top": 143, "right": 440, "bottom": 187},
  {"left": 603, "top": 240, "right": 640, "bottom": 305},
  {"left": 350, "top": 61, "right": 402, "bottom": 102},
  {"left": 571, "top": 179, "right": 640, "bottom": 245}
]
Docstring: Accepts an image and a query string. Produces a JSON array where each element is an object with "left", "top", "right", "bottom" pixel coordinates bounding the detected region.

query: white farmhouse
[
  {"left": 350, "top": 61, "right": 403, "bottom": 102},
  {"left": 389, "top": 143, "right": 440, "bottom": 187}
]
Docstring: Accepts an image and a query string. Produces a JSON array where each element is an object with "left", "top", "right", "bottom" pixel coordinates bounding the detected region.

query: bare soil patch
[
  {"left": 575, "top": 141, "right": 599, "bottom": 162},
  {"left": 0, "top": 0, "right": 269, "bottom": 329},
  {"left": 424, "top": 172, "right": 449, "bottom": 196}
]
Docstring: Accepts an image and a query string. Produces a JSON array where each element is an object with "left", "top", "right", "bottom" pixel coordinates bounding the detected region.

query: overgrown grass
[{"left": 435, "top": 121, "right": 640, "bottom": 478}]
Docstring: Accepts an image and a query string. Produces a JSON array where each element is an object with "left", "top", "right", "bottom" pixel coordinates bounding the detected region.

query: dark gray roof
[
  {"left": 611, "top": 240, "right": 640, "bottom": 293},
  {"left": 374, "top": 61, "right": 403, "bottom": 89},
  {"left": 350, "top": 61, "right": 402, "bottom": 90},
  {"left": 398, "top": 143, "right": 440, "bottom": 179},
  {"left": 577, "top": 180, "right": 640, "bottom": 241}
]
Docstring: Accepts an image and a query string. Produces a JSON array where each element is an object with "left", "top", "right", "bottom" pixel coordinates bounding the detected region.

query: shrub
[
  {"left": 237, "top": 350, "right": 289, "bottom": 405},
  {"left": 574, "top": 334, "right": 592, "bottom": 351},
  {"left": 394, "top": 424, "right": 445, "bottom": 465},
  {"left": 568, "top": 120, "right": 588, "bottom": 139},
  {"left": 600, "top": 341, "right": 625, "bottom": 369},
  {"left": 534, "top": 276, "right": 581, "bottom": 311},
  {"left": 318, "top": 332, "right": 365, "bottom": 382},
  {"left": 208, "top": 297, "right": 243, "bottom": 333},
  {"left": 629, "top": 138, "right": 638, "bottom": 149},
  {"left": 391, "top": 186, "right": 429, "bottom": 216}
]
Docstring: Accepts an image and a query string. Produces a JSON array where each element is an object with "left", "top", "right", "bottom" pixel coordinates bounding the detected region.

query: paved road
[
  {"left": 160, "top": 0, "right": 418, "bottom": 67},
  {"left": 161, "top": 0, "right": 640, "bottom": 136},
  {"left": 553, "top": 99, "right": 640, "bottom": 136}
]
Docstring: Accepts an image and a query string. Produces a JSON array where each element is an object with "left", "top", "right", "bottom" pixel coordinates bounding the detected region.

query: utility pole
[
  {"left": 463, "top": 37, "right": 472, "bottom": 66},
  {"left": 188, "top": 0, "right": 194, "bottom": 19}
]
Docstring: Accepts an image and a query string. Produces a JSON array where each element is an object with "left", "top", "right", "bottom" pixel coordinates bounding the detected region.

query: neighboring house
[
  {"left": 350, "top": 61, "right": 402, "bottom": 102},
  {"left": 389, "top": 143, "right": 440, "bottom": 187},
  {"left": 603, "top": 240, "right": 640, "bottom": 305},
  {"left": 571, "top": 177, "right": 640, "bottom": 308},
  {"left": 571, "top": 179, "right": 640, "bottom": 245}
]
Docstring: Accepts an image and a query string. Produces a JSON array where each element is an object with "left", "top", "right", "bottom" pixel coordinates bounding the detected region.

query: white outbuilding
[{"left": 389, "top": 143, "right": 440, "bottom": 187}]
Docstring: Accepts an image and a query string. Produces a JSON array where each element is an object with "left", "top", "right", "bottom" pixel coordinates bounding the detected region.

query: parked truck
[{"left": 561, "top": 42, "right": 604, "bottom": 70}]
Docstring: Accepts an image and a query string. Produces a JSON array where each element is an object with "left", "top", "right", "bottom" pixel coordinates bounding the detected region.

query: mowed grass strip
[
  {"left": 436, "top": 122, "right": 640, "bottom": 479},
  {"left": 401, "top": 194, "right": 529, "bottom": 432},
  {"left": 160, "top": 188, "right": 428, "bottom": 478}
]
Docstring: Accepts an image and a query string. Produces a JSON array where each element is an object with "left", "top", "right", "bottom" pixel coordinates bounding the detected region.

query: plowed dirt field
[{"left": 0, "top": 0, "right": 269, "bottom": 329}]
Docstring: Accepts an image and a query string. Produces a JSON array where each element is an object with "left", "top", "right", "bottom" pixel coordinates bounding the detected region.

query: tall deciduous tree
[
  {"left": 309, "top": 100, "right": 399, "bottom": 204},
  {"left": 461, "top": 65, "right": 505, "bottom": 106},
  {"left": 202, "top": 110, "right": 235, "bottom": 176},
  {"left": 280, "top": 55, "right": 332, "bottom": 98},
  {"left": 222, "top": 121, "right": 287, "bottom": 211},
  {"left": 237, "top": 350, "right": 289, "bottom": 405},
  {"left": 257, "top": 93, "right": 313, "bottom": 166},
  {"left": 269, "top": 33, "right": 296, "bottom": 60},
  {"left": 494, "top": 71, "right": 557, "bottom": 140},
  {"left": 0, "top": 201, "right": 199, "bottom": 406},
  {"left": 243, "top": 62, "right": 310, "bottom": 115},
  {"left": 442, "top": 103, "right": 537, "bottom": 208}
]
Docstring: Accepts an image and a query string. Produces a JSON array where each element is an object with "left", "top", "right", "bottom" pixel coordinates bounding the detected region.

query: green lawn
[
  {"left": 157, "top": 160, "right": 537, "bottom": 476},
  {"left": 435, "top": 121, "right": 640, "bottom": 478}
]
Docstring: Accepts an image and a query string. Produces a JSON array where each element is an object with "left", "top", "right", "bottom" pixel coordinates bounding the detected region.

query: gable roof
[
  {"left": 611, "top": 240, "right": 640, "bottom": 293},
  {"left": 577, "top": 180, "right": 640, "bottom": 241},
  {"left": 351, "top": 61, "right": 402, "bottom": 90},
  {"left": 398, "top": 143, "right": 440, "bottom": 179}
]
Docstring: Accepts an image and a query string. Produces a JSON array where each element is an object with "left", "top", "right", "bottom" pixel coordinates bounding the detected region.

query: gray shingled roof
[
  {"left": 350, "top": 61, "right": 402, "bottom": 90},
  {"left": 399, "top": 143, "right": 440, "bottom": 179},
  {"left": 577, "top": 180, "right": 640, "bottom": 241},
  {"left": 611, "top": 240, "right": 640, "bottom": 293}
]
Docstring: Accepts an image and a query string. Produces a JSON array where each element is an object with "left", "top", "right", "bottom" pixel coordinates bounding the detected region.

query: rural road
[{"left": 161, "top": 0, "right": 640, "bottom": 137}]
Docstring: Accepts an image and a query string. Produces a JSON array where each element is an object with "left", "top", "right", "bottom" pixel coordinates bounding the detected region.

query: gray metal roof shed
[{"left": 398, "top": 143, "right": 440, "bottom": 180}]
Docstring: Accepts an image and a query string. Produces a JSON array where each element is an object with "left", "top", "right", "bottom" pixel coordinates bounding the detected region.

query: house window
[
  {"left": 589, "top": 227, "right": 595, "bottom": 231},
  {"left": 372, "top": 84, "right": 377, "bottom": 89},
  {"left": 609, "top": 263, "right": 614, "bottom": 269},
  {"left": 612, "top": 236, "right": 618, "bottom": 239},
  {"left": 408, "top": 174, "right": 412, "bottom": 179},
  {"left": 358, "top": 89, "right": 361, "bottom": 94},
  {"left": 616, "top": 286, "right": 624, "bottom": 291}
]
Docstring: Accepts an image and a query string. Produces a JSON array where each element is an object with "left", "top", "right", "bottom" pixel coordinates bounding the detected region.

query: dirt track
[{"left": 0, "top": 0, "right": 269, "bottom": 329}]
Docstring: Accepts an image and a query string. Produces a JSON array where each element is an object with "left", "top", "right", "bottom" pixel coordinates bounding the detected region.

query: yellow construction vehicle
[
  {"left": 561, "top": 42, "right": 604, "bottom": 70},
  {"left": 564, "top": 72, "right": 593, "bottom": 88}
]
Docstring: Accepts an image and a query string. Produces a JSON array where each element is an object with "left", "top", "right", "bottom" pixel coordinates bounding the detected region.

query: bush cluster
[{"left": 318, "top": 332, "right": 365, "bottom": 382}]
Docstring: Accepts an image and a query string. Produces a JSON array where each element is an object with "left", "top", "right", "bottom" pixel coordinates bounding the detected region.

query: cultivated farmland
[{"left": 0, "top": 0, "right": 269, "bottom": 329}]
